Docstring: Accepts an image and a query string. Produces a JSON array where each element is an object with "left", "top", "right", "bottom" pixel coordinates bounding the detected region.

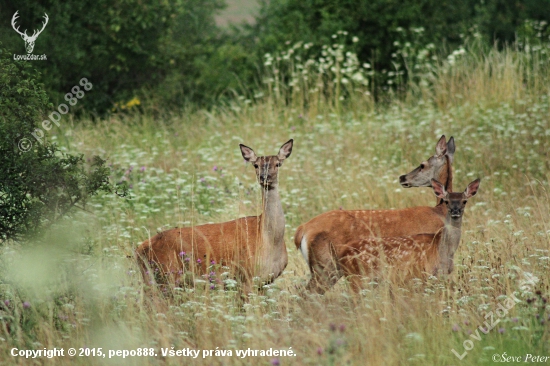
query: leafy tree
[
  {"left": 0, "top": 0, "right": 201, "bottom": 112},
  {"left": 0, "top": 0, "right": 271, "bottom": 112},
  {"left": 0, "top": 47, "right": 122, "bottom": 242}
]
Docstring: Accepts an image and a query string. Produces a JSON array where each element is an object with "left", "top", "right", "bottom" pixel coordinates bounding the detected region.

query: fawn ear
[
  {"left": 465, "top": 178, "right": 481, "bottom": 198},
  {"left": 435, "top": 135, "right": 447, "bottom": 156},
  {"left": 240, "top": 144, "right": 258, "bottom": 163},
  {"left": 431, "top": 179, "right": 447, "bottom": 199},
  {"left": 446, "top": 136, "right": 455, "bottom": 163},
  {"left": 277, "top": 139, "right": 293, "bottom": 161}
]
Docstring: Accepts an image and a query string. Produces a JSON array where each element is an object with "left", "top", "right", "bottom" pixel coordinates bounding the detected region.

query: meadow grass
[{"left": 0, "top": 44, "right": 549, "bottom": 365}]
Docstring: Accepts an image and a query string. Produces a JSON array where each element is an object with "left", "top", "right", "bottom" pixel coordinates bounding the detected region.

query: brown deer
[
  {"left": 339, "top": 178, "right": 480, "bottom": 291},
  {"left": 136, "top": 139, "right": 293, "bottom": 294},
  {"left": 294, "top": 135, "right": 455, "bottom": 293}
]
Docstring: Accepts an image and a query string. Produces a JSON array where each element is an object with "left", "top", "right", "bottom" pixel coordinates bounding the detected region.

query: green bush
[
  {"left": 251, "top": 0, "right": 550, "bottom": 94},
  {"left": 0, "top": 47, "right": 121, "bottom": 242}
]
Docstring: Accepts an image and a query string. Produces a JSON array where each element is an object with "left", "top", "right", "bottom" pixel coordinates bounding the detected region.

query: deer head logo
[{"left": 11, "top": 11, "right": 49, "bottom": 54}]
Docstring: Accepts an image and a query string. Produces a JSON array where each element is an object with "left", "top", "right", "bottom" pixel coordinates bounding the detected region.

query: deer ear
[
  {"left": 446, "top": 136, "right": 455, "bottom": 163},
  {"left": 431, "top": 179, "right": 447, "bottom": 199},
  {"left": 465, "top": 178, "right": 480, "bottom": 198},
  {"left": 240, "top": 144, "right": 257, "bottom": 163},
  {"left": 277, "top": 139, "right": 293, "bottom": 160},
  {"left": 435, "top": 135, "right": 447, "bottom": 156}
]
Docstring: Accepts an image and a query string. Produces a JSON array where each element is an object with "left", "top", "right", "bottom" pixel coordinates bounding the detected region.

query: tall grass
[{"left": 0, "top": 40, "right": 549, "bottom": 365}]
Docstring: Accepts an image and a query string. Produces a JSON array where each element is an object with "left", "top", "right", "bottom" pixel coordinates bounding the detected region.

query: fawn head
[
  {"left": 431, "top": 178, "right": 480, "bottom": 219},
  {"left": 399, "top": 135, "right": 455, "bottom": 188},
  {"left": 240, "top": 139, "right": 293, "bottom": 189}
]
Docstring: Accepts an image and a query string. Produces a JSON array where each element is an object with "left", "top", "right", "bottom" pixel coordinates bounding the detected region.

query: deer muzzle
[
  {"left": 450, "top": 209, "right": 462, "bottom": 218},
  {"left": 399, "top": 175, "right": 411, "bottom": 188}
]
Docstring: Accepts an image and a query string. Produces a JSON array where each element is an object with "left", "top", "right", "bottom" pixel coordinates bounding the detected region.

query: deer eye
[
  {"left": 463, "top": 201, "right": 467, "bottom": 205},
  {"left": 275, "top": 163, "right": 281, "bottom": 167},
  {"left": 420, "top": 164, "right": 425, "bottom": 169},
  {"left": 253, "top": 164, "right": 259, "bottom": 168}
]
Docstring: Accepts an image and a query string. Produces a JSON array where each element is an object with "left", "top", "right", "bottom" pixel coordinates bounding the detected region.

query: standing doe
[
  {"left": 294, "top": 135, "right": 456, "bottom": 293},
  {"left": 136, "top": 139, "right": 293, "bottom": 295},
  {"left": 339, "top": 178, "right": 480, "bottom": 291}
]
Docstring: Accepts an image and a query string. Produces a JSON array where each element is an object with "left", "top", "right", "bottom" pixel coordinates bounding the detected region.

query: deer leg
[{"left": 304, "top": 239, "right": 343, "bottom": 294}]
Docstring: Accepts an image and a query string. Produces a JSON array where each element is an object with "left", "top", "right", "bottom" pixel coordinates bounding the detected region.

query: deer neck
[
  {"left": 260, "top": 185, "right": 285, "bottom": 248},
  {"left": 253, "top": 184, "right": 287, "bottom": 282},
  {"left": 437, "top": 215, "right": 462, "bottom": 274},
  {"left": 436, "top": 156, "right": 453, "bottom": 206}
]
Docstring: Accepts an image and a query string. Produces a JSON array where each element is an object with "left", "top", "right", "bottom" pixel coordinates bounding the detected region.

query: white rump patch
[{"left": 300, "top": 235, "right": 309, "bottom": 266}]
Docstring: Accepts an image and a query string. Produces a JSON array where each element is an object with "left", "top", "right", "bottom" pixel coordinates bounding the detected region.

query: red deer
[
  {"left": 339, "top": 178, "right": 480, "bottom": 291},
  {"left": 295, "top": 136, "right": 455, "bottom": 293},
  {"left": 136, "top": 140, "right": 293, "bottom": 295}
]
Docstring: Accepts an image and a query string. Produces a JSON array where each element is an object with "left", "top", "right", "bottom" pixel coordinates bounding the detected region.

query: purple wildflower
[
  {"left": 317, "top": 347, "right": 323, "bottom": 355},
  {"left": 4, "top": 300, "right": 9, "bottom": 306},
  {"left": 270, "top": 358, "right": 280, "bottom": 366},
  {"left": 498, "top": 328, "right": 505, "bottom": 334},
  {"left": 140, "top": 166, "right": 145, "bottom": 172},
  {"left": 179, "top": 251, "right": 186, "bottom": 257},
  {"left": 213, "top": 166, "right": 218, "bottom": 171},
  {"left": 197, "top": 259, "right": 202, "bottom": 264},
  {"left": 23, "top": 301, "right": 30, "bottom": 309},
  {"left": 452, "top": 324, "right": 460, "bottom": 332}
]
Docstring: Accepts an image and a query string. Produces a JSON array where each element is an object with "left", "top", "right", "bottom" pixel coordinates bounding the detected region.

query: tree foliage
[
  {"left": 251, "top": 0, "right": 550, "bottom": 91},
  {"left": 0, "top": 0, "right": 232, "bottom": 112},
  {"left": 0, "top": 47, "right": 121, "bottom": 242}
]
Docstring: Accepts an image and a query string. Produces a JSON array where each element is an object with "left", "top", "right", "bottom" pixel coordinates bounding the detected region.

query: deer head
[
  {"left": 399, "top": 135, "right": 455, "bottom": 188},
  {"left": 431, "top": 178, "right": 480, "bottom": 219},
  {"left": 240, "top": 139, "right": 293, "bottom": 189},
  {"left": 11, "top": 11, "right": 49, "bottom": 54}
]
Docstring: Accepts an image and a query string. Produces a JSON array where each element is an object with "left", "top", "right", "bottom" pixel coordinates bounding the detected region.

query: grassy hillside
[{"left": 0, "top": 44, "right": 549, "bottom": 365}]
